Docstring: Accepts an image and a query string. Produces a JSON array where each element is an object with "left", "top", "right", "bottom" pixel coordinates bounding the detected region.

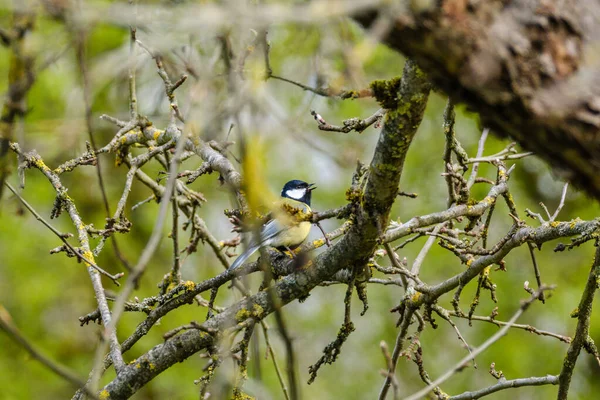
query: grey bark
[{"left": 355, "top": 0, "right": 600, "bottom": 198}]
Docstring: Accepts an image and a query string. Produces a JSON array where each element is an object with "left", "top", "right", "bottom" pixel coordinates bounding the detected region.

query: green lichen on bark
[
  {"left": 307, "top": 321, "right": 355, "bottom": 384},
  {"left": 370, "top": 76, "right": 402, "bottom": 109},
  {"left": 362, "top": 59, "right": 431, "bottom": 226}
]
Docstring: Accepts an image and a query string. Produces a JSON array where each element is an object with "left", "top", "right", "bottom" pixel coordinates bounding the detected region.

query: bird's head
[{"left": 281, "top": 180, "right": 316, "bottom": 206}]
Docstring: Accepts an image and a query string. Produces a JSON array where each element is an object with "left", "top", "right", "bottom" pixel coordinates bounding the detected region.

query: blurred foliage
[{"left": 0, "top": 1, "right": 599, "bottom": 399}]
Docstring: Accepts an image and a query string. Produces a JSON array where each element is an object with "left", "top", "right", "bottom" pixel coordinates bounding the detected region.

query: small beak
[{"left": 307, "top": 183, "right": 317, "bottom": 191}]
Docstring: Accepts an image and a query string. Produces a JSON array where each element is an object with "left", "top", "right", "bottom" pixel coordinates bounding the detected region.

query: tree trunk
[{"left": 356, "top": 0, "right": 600, "bottom": 198}]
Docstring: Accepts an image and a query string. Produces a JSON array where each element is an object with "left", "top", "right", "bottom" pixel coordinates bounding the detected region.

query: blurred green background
[{"left": 1, "top": 2, "right": 599, "bottom": 399}]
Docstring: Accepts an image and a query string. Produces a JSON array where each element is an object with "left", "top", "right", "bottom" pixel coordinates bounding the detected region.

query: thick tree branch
[{"left": 355, "top": 1, "right": 600, "bottom": 199}]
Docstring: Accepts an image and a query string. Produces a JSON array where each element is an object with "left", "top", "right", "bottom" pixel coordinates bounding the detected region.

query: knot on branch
[
  {"left": 50, "top": 192, "right": 68, "bottom": 219},
  {"left": 88, "top": 218, "right": 132, "bottom": 238},
  {"left": 79, "top": 309, "right": 102, "bottom": 326}
]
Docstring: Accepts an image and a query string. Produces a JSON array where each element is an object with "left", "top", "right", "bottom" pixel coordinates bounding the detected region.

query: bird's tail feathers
[{"left": 229, "top": 245, "right": 260, "bottom": 271}]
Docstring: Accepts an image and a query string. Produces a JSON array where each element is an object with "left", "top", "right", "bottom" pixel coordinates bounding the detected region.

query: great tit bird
[{"left": 229, "top": 180, "right": 316, "bottom": 271}]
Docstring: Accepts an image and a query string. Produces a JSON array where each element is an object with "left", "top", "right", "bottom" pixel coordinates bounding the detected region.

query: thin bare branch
[
  {"left": 311, "top": 108, "right": 385, "bottom": 134},
  {"left": 0, "top": 305, "right": 97, "bottom": 398},
  {"left": 467, "top": 128, "right": 489, "bottom": 189},
  {"left": 4, "top": 182, "right": 124, "bottom": 284},
  {"left": 557, "top": 245, "right": 600, "bottom": 399},
  {"left": 448, "top": 375, "right": 558, "bottom": 400},
  {"left": 405, "top": 286, "right": 553, "bottom": 400}
]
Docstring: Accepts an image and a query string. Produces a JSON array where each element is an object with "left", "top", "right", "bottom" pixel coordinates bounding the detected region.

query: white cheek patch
[{"left": 285, "top": 188, "right": 306, "bottom": 200}]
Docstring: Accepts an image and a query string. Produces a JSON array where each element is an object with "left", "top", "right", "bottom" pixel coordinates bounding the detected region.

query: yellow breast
[
  {"left": 270, "top": 221, "right": 312, "bottom": 249},
  {"left": 269, "top": 198, "right": 312, "bottom": 249}
]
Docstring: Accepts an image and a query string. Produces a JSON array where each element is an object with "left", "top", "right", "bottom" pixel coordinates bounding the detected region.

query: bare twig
[
  {"left": 261, "top": 321, "right": 291, "bottom": 400},
  {"left": 4, "top": 182, "right": 124, "bottom": 284},
  {"left": 466, "top": 149, "right": 533, "bottom": 164},
  {"left": 467, "top": 128, "right": 489, "bottom": 189},
  {"left": 311, "top": 108, "right": 385, "bottom": 134},
  {"left": 383, "top": 180, "right": 509, "bottom": 243},
  {"left": 70, "top": 11, "right": 131, "bottom": 272},
  {"left": 0, "top": 305, "right": 97, "bottom": 398},
  {"left": 105, "top": 134, "right": 187, "bottom": 326},
  {"left": 380, "top": 341, "right": 399, "bottom": 400},
  {"left": 443, "top": 99, "right": 459, "bottom": 206},
  {"left": 87, "top": 131, "right": 187, "bottom": 391},
  {"left": 432, "top": 305, "right": 477, "bottom": 368},
  {"left": 411, "top": 224, "right": 442, "bottom": 275},
  {"left": 551, "top": 183, "right": 569, "bottom": 221},
  {"left": 448, "top": 375, "right": 559, "bottom": 400},
  {"left": 128, "top": 0, "right": 138, "bottom": 119},
  {"left": 6, "top": 145, "right": 126, "bottom": 379},
  {"left": 0, "top": 7, "right": 35, "bottom": 200},
  {"left": 308, "top": 269, "right": 357, "bottom": 383},
  {"left": 262, "top": 256, "right": 299, "bottom": 400},
  {"left": 448, "top": 310, "right": 571, "bottom": 343},
  {"left": 378, "top": 308, "right": 415, "bottom": 400},
  {"left": 171, "top": 179, "right": 181, "bottom": 281},
  {"left": 379, "top": 225, "right": 441, "bottom": 399},
  {"left": 271, "top": 74, "right": 373, "bottom": 99},
  {"left": 557, "top": 245, "right": 600, "bottom": 399},
  {"left": 383, "top": 243, "right": 408, "bottom": 287},
  {"left": 404, "top": 286, "right": 553, "bottom": 400},
  {"left": 503, "top": 186, "right": 546, "bottom": 303}
]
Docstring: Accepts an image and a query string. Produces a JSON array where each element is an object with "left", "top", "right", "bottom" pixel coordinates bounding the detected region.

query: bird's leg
[{"left": 284, "top": 246, "right": 296, "bottom": 259}]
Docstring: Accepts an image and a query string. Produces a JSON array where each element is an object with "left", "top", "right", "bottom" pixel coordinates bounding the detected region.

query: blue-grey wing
[
  {"left": 258, "top": 218, "right": 288, "bottom": 245},
  {"left": 243, "top": 217, "right": 285, "bottom": 249},
  {"left": 230, "top": 218, "right": 286, "bottom": 271}
]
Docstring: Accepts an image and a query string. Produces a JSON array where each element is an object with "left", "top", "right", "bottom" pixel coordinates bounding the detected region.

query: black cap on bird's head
[{"left": 281, "top": 179, "right": 316, "bottom": 206}]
